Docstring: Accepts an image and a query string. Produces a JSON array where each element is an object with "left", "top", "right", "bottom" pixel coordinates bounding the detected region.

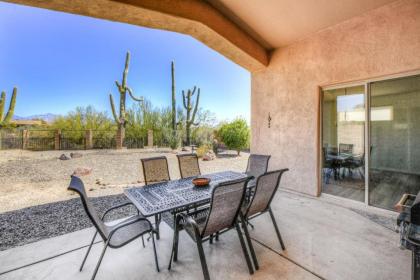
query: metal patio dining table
[{"left": 124, "top": 171, "right": 248, "bottom": 219}]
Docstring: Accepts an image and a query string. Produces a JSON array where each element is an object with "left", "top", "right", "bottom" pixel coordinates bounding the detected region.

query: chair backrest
[
  {"left": 141, "top": 156, "right": 170, "bottom": 185},
  {"left": 339, "top": 143, "right": 353, "bottom": 155},
  {"left": 68, "top": 175, "right": 108, "bottom": 240},
  {"left": 177, "top": 154, "right": 201, "bottom": 179},
  {"left": 246, "top": 154, "right": 271, "bottom": 179},
  {"left": 201, "top": 177, "right": 251, "bottom": 237},
  {"left": 244, "top": 169, "right": 288, "bottom": 218}
]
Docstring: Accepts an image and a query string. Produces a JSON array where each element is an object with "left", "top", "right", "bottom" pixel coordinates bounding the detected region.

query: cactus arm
[
  {"left": 109, "top": 93, "right": 119, "bottom": 124},
  {"left": 115, "top": 81, "right": 123, "bottom": 93},
  {"left": 190, "top": 88, "right": 200, "bottom": 124},
  {"left": 182, "top": 90, "right": 187, "bottom": 109},
  {"left": 0, "top": 91, "right": 5, "bottom": 121},
  {"left": 190, "top": 86, "right": 197, "bottom": 96},
  {"left": 122, "top": 51, "right": 130, "bottom": 87},
  {"left": 126, "top": 87, "right": 144, "bottom": 102},
  {"left": 3, "top": 87, "right": 17, "bottom": 124}
]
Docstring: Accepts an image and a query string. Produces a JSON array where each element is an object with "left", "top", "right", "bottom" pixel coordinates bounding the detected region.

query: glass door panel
[
  {"left": 369, "top": 75, "right": 420, "bottom": 210},
  {"left": 322, "top": 85, "right": 365, "bottom": 202}
]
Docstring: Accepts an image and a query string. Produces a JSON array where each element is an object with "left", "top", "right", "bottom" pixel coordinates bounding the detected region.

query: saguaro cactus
[
  {"left": 0, "top": 87, "right": 17, "bottom": 126},
  {"left": 109, "top": 52, "right": 143, "bottom": 148},
  {"left": 182, "top": 86, "right": 200, "bottom": 146},
  {"left": 171, "top": 61, "right": 176, "bottom": 133}
]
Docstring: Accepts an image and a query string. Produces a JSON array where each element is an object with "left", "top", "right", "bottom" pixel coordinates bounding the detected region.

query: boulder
[
  {"left": 59, "top": 154, "right": 70, "bottom": 160},
  {"left": 202, "top": 150, "right": 216, "bottom": 161},
  {"left": 72, "top": 167, "right": 92, "bottom": 177},
  {"left": 70, "top": 152, "right": 83, "bottom": 158}
]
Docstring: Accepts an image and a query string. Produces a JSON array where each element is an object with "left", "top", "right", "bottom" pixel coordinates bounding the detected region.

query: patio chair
[
  {"left": 177, "top": 153, "right": 201, "bottom": 179},
  {"left": 68, "top": 175, "right": 159, "bottom": 280},
  {"left": 141, "top": 156, "right": 171, "bottom": 239},
  {"left": 240, "top": 169, "right": 289, "bottom": 270},
  {"left": 168, "top": 176, "right": 255, "bottom": 280},
  {"left": 141, "top": 156, "right": 171, "bottom": 185},
  {"left": 245, "top": 154, "right": 271, "bottom": 179}
]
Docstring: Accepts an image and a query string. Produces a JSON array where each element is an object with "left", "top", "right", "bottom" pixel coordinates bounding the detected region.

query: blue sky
[{"left": 0, "top": 2, "right": 250, "bottom": 122}]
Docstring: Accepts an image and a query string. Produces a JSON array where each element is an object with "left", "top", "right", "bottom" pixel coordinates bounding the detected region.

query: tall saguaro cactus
[
  {"left": 109, "top": 52, "right": 143, "bottom": 148},
  {"left": 0, "top": 87, "right": 17, "bottom": 127},
  {"left": 182, "top": 86, "right": 200, "bottom": 146},
  {"left": 171, "top": 61, "right": 176, "bottom": 133}
]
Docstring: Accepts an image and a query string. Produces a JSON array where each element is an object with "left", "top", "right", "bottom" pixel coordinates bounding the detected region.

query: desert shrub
[
  {"left": 218, "top": 118, "right": 250, "bottom": 155},
  {"left": 191, "top": 125, "right": 215, "bottom": 146},
  {"left": 196, "top": 143, "right": 212, "bottom": 158}
]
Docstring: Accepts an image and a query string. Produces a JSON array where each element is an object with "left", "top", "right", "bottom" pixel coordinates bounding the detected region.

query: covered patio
[
  {"left": 0, "top": 191, "right": 409, "bottom": 280},
  {"left": 1, "top": 0, "right": 419, "bottom": 279}
]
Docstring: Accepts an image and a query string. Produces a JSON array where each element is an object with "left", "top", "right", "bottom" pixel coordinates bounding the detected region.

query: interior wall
[{"left": 251, "top": 0, "right": 420, "bottom": 196}]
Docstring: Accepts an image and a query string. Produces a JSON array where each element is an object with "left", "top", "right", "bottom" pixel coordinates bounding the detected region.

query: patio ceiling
[
  {"left": 209, "top": 0, "right": 397, "bottom": 48},
  {"left": 4, "top": 0, "right": 269, "bottom": 72}
]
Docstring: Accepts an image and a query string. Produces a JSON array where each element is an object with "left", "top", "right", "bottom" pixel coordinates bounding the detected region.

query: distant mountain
[{"left": 13, "top": 113, "right": 59, "bottom": 123}]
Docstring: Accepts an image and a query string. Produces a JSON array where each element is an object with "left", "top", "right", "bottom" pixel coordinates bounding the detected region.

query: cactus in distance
[
  {"left": 181, "top": 86, "right": 200, "bottom": 146},
  {"left": 109, "top": 51, "right": 143, "bottom": 147},
  {"left": 0, "top": 87, "right": 17, "bottom": 127}
]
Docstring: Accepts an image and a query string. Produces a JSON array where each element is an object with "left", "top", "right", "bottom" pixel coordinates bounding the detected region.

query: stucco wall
[{"left": 251, "top": 0, "right": 420, "bottom": 196}]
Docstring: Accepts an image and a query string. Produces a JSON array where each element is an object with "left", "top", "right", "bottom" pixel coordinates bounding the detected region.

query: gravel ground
[
  {"left": 0, "top": 149, "right": 248, "bottom": 213},
  {"left": 0, "top": 148, "right": 248, "bottom": 251},
  {"left": 0, "top": 194, "right": 135, "bottom": 251}
]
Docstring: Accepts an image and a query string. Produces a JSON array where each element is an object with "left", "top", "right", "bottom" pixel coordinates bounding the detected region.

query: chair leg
[
  {"left": 154, "top": 214, "right": 160, "bottom": 240},
  {"left": 151, "top": 231, "right": 160, "bottom": 272},
  {"left": 235, "top": 223, "right": 254, "bottom": 275},
  {"left": 215, "top": 232, "right": 219, "bottom": 241},
  {"left": 80, "top": 231, "right": 98, "bottom": 271},
  {"left": 240, "top": 216, "right": 259, "bottom": 270},
  {"left": 90, "top": 240, "right": 109, "bottom": 280},
  {"left": 141, "top": 235, "right": 145, "bottom": 248},
  {"left": 268, "top": 208, "right": 285, "bottom": 250},
  {"left": 168, "top": 224, "right": 180, "bottom": 270},
  {"left": 196, "top": 237, "right": 210, "bottom": 280}
]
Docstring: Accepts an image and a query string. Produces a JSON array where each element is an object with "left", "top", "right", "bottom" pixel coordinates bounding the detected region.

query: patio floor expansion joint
[{"left": 250, "top": 237, "right": 326, "bottom": 280}]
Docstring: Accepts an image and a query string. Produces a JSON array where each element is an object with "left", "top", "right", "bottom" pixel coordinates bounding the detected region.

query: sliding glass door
[
  {"left": 321, "top": 74, "right": 420, "bottom": 210},
  {"left": 369, "top": 75, "right": 420, "bottom": 210},
  {"left": 321, "top": 85, "right": 366, "bottom": 202}
]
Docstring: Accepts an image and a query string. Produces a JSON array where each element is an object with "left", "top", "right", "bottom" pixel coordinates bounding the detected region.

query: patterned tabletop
[{"left": 124, "top": 171, "right": 247, "bottom": 217}]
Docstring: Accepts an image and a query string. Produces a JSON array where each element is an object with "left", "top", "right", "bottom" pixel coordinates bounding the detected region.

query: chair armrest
[
  {"left": 101, "top": 202, "right": 139, "bottom": 221},
  {"left": 177, "top": 213, "right": 201, "bottom": 236},
  {"left": 108, "top": 216, "right": 153, "bottom": 237}
]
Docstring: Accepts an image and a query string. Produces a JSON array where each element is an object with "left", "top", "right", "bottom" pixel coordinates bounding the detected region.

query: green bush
[{"left": 218, "top": 118, "right": 250, "bottom": 155}]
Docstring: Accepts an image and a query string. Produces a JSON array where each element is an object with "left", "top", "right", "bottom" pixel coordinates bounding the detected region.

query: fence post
[
  {"left": 147, "top": 129, "right": 153, "bottom": 148},
  {"left": 55, "top": 129, "right": 61, "bottom": 150},
  {"left": 85, "top": 129, "right": 93, "bottom": 149},
  {"left": 22, "top": 129, "right": 29, "bottom": 150}
]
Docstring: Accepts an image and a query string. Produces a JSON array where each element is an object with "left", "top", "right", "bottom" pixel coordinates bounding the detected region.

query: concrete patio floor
[{"left": 0, "top": 190, "right": 411, "bottom": 280}]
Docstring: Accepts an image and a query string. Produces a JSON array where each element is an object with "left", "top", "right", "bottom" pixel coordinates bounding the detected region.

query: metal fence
[
  {"left": 0, "top": 130, "right": 22, "bottom": 149},
  {"left": 0, "top": 129, "right": 151, "bottom": 150},
  {"left": 27, "top": 130, "right": 55, "bottom": 151}
]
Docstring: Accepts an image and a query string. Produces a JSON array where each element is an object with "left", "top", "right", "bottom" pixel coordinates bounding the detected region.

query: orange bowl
[{"left": 192, "top": 177, "right": 211, "bottom": 187}]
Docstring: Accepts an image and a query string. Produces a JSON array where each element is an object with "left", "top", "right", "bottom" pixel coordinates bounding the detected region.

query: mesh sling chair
[
  {"left": 177, "top": 153, "right": 201, "bottom": 179},
  {"left": 168, "top": 176, "right": 255, "bottom": 280},
  {"left": 68, "top": 176, "right": 159, "bottom": 280},
  {"left": 240, "top": 169, "right": 289, "bottom": 270},
  {"left": 245, "top": 154, "right": 271, "bottom": 180},
  {"left": 244, "top": 154, "right": 271, "bottom": 229},
  {"left": 141, "top": 156, "right": 171, "bottom": 239}
]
